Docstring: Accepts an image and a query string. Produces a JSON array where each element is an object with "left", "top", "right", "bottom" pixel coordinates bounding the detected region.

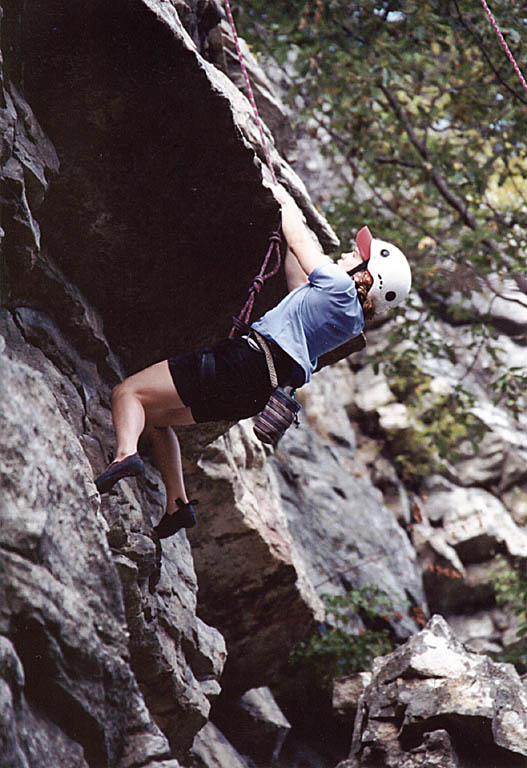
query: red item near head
[{"left": 356, "top": 226, "right": 373, "bottom": 261}]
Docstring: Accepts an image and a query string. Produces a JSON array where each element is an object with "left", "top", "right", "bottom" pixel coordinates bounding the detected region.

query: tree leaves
[
  {"left": 287, "top": 587, "right": 395, "bottom": 691},
  {"left": 239, "top": 0, "right": 527, "bottom": 435}
]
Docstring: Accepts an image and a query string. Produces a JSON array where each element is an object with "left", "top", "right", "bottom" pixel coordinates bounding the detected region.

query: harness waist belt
[
  {"left": 199, "top": 348, "right": 216, "bottom": 402},
  {"left": 246, "top": 332, "right": 306, "bottom": 390}
]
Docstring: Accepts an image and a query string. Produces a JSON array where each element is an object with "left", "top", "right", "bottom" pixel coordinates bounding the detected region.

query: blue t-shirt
[{"left": 251, "top": 261, "right": 364, "bottom": 383}]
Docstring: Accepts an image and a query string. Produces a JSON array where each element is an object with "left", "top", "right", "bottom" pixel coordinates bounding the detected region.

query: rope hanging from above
[
  {"left": 480, "top": 0, "right": 527, "bottom": 95},
  {"left": 229, "top": 224, "right": 282, "bottom": 337},
  {"left": 224, "top": 0, "right": 283, "bottom": 337},
  {"left": 223, "top": 0, "right": 278, "bottom": 185}
]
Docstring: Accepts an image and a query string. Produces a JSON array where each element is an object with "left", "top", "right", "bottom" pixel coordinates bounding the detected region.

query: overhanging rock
[
  {"left": 10, "top": 0, "right": 336, "bottom": 370},
  {"left": 7, "top": 0, "right": 339, "bottom": 464}
]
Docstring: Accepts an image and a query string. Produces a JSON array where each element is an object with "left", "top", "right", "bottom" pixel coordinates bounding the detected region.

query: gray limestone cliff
[
  {"left": 0, "top": 2, "right": 337, "bottom": 765},
  {"left": 1, "top": 2, "right": 527, "bottom": 768}
]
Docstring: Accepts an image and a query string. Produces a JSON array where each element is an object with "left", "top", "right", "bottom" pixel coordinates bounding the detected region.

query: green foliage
[
  {"left": 492, "top": 366, "right": 527, "bottom": 420},
  {"left": 287, "top": 586, "right": 395, "bottom": 692},
  {"left": 374, "top": 346, "right": 486, "bottom": 484},
  {"left": 488, "top": 556, "right": 527, "bottom": 672},
  {"left": 491, "top": 556, "right": 527, "bottom": 640},
  {"left": 237, "top": 0, "right": 527, "bottom": 434},
  {"left": 381, "top": 346, "right": 431, "bottom": 403}
]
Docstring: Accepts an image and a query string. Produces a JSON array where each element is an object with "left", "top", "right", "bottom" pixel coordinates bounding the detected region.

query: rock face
[
  {"left": 348, "top": 308, "right": 527, "bottom": 657},
  {"left": 3, "top": 0, "right": 527, "bottom": 766},
  {"left": 0, "top": 340, "right": 186, "bottom": 768},
  {"left": 0, "top": 1, "right": 331, "bottom": 765},
  {"left": 340, "top": 615, "right": 527, "bottom": 768},
  {"left": 8, "top": 0, "right": 336, "bottom": 376},
  {"left": 272, "top": 364, "right": 426, "bottom": 641},
  {"left": 188, "top": 422, "right": 323, "bottom": 695}
]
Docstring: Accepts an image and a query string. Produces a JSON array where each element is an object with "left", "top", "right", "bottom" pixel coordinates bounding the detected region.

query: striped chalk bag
[
  {"left": 253, "top": 385, "right": 301, "bottom": 447},
  {"left": 251, "top": 331, "right": 301, "bottom": 447}
]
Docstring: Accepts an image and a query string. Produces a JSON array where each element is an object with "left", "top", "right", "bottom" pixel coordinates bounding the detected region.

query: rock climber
[{"left": 95, "top": 187, "right": 411, "bottom": 538}]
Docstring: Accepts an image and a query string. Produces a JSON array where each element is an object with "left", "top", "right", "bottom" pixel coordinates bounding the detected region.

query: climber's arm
[
  {"left": 285, "top": 246, "right": 309, "bottom": 291},
  {"left": 276, "top": 188, "right": 328, "bottom": 280}
]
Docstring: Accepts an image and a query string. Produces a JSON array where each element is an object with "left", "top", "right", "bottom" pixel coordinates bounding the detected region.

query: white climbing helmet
[{"left": 355, "top": 226, "right": 412, "bottom": 312}]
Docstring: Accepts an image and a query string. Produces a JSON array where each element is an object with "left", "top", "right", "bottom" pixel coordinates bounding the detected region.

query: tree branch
[
  {"left": 380, "top": 84, "right": 479, "bottom": 230},
  {"left": 375, "top": 156, "right": 425, "bottom": 170}
]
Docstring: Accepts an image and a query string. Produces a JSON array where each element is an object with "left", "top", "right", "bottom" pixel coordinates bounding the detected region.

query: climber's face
[{"left": 336, "top": 249, "right": 363, "bottom": 272}]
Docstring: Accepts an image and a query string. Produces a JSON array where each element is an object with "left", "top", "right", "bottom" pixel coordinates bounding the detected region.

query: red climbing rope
[
  {"left": 224, "top": 0, "right": 282, "bottom": 337},
  {"left": 223, "top": 0, "right": 278, "bottom": 185},
  {"left": 480, "top": 0, "right": 527, "bottom": 94},
  {"left": 229, "top": 225, "right": 282, "bottom": 337}
]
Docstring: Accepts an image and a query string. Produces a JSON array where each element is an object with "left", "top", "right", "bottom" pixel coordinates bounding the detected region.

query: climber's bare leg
[
  {"left": 110, "top": 361, "right": 195, "bottom": 513},
  {"left": 143, "top": 422, "right": 188, "bottom": 514},
  {"left": 111, "top": 359, "right": 194, "bottom": 463}
]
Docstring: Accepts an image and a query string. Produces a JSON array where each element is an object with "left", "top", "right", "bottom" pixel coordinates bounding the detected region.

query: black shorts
[{"left": 168, "top": 337, "right": 304, "bottom": 423}]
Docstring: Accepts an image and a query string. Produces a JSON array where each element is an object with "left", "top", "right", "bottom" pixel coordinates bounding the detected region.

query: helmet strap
[{"left": 347, "top": 259, "right": 370, "bottom": 277}]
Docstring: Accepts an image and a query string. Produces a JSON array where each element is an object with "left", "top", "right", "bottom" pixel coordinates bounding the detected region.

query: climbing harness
[
  {"left": 224, "top": 0, "right": 283, "bottom": 339},
  {"left": 480, "top": 0, "right": 527, "bottom": 95}
]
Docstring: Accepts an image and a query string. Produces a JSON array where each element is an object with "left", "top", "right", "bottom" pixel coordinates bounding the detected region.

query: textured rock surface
[
  {"left": 0, "top": 345, "right": 175, "bottom": 768},
  {"left": 188, "top": 421, "right": 323, "bottom": 694},
  {"left": 347, "top": 311, "right": 527, "bottom": 659},
  {"left": 333, "top": 674, "right": 371, "bottom": 722},
  {"left": 191, "top": 722, "right": 251, "bottom": 768},
  {"left": 0, "top": 1, "right": 331, "bottom": 765},
  {"left": 341, "top": 615, "right": 527, "bottom": 768},
  {"left": 4, "top": 0, "right": 527, "bottom": 765},
  {"left": 0, "top": 0, "right": 360, "bottom": 764},
  {"left": 10, "top": 0, "right": 336, "bottom": 375},
  {"left": 212, "top": 686, "right": 291, "bottom": 766},
  {"left": 272, "top": 364, "right": 427, "bottom": 640}
]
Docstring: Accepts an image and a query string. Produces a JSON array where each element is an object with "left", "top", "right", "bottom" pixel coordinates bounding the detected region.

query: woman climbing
[{"left": 94, "top": 187, "right": 412, "bottom": 538}]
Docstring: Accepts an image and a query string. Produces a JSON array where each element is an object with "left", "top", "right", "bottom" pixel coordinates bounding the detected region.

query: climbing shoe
[
  {"left": 155, "top": 498, "right": 199, "bottom": 539},
  {"left": 95, "top": 453, "right": 145, "bottom": 494}
]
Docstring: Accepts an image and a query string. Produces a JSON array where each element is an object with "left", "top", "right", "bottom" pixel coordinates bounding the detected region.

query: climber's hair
[{"left": 354, "top": 270, "right": 376, "bottom": 321}]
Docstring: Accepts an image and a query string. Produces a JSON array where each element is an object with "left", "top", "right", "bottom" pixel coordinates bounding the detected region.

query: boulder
[
  {"left": 502, "top": 485, "right": 527, "bottom": 527},
  {"left": 446, "top": 611, "right": 502, "bottom": 654},
  {"left": 415, "top": 480, "right": 527, "bottom": 567},
  {"left": 333, "top": 674, "right": 371, "bottom": 722},
  {"left": 446, "top": 423, "right": 527, "bottom": 491},
  {"left": 413, "top": 478, "right": 527, "bottom": 618},
  {"left": 188, "top": 420, "right": 323, "bottom": 694},
  {"left": 343, "top": 615, "right": 527, "bottom": 767},
  {"left": 212, "top": 686, "right": 291, "bottom": 766},
  {"left": 191, "top": 722, "right": 251, "bottom": 768}
]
